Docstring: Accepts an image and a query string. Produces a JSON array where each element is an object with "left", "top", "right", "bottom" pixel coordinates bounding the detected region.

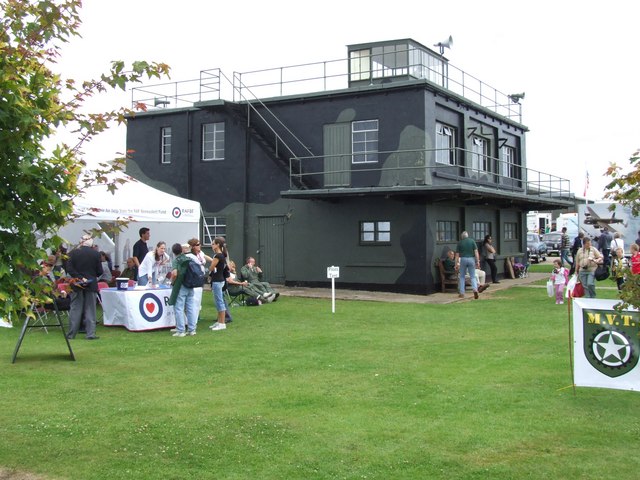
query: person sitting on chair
[
  {"left": 227, "top": 260, "right": 270, "bottom": 302},
  {"left": 443, "top": 250, "right": 489, "bottom": 293},
  {"left": 120, "top": 257, "right": 138, "bottom": 280},
  {"left": 39, "top": 256, "right": 70, "bottom": 312},
  {"left": 238, "top": 257, "right": 279, "bottom": 302}
]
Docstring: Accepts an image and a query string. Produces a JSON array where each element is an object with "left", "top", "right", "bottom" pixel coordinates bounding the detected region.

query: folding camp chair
[
  {"left": 225, "top": 289, "right": 247, "bottom": 307},
  {"left": 97, "top": 281, "right": 110, "bottom": 322},
  {"left": 30, "top": 303, "right": 50, "bottom": 333}
]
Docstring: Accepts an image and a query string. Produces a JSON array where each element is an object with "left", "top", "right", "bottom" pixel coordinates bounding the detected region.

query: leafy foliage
[
  {"left": 604, "top": 150, "right": 640, "bottom": 310},
  {"left": 0, "top": 0, "right": 169, "bottom": 322},
  {"left": 604, "top": 150, "right": 640, "bottom": 216}
]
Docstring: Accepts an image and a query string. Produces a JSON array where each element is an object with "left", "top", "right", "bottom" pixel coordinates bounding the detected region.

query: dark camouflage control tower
[{"left": 125, "top": 38, "right": 572, "bottom": 293}]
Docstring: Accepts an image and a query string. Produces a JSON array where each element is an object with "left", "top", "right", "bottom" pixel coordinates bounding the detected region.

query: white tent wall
[{"left": 58, "top": 174, "right": 201, "bottom": 269}]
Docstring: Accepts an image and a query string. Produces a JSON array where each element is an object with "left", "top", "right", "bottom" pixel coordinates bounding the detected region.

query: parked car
[
  {"left": 527, "top": 232, "right": 547, "bottom": 263},
  {"left": 542, "top": 232, "right": 563, "bottom": 256}
]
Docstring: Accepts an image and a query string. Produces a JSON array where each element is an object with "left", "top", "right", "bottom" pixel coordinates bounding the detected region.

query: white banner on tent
[
  {"left": 74, "top": 174, "right": 200, "bottom": 224},
  {"left": 572, "top": 298, "right": 640, "bottom": 392}
]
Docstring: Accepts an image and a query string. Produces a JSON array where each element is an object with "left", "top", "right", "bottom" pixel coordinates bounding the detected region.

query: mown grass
[{"left": 0, "top": 284, "right": 637, "bottom": 480}]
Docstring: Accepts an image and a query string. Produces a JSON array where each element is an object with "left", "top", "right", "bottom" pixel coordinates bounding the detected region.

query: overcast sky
[{"left": 54, "top": 0, "right": 640, "bottom": 202}]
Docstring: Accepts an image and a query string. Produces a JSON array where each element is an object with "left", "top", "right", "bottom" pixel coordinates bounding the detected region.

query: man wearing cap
[{"left": 65, "top": 235, "right": 103, "bottom": 340}]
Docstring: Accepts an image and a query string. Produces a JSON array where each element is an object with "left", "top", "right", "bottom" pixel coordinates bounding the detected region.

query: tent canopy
[
  {"left": 74, "top": 174, "right": 200, "bottom": 224},
  {"left": 59, "top": 174, "right": 201, "bottom": 269}
]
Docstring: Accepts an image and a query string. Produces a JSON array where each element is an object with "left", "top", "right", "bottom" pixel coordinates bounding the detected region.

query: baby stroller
[{"left": 513, "top": 256, "right": 529, "bottom": 278}]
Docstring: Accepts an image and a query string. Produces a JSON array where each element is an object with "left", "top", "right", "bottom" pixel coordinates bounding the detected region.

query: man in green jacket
[
  {"left": 168, "top": 243, "right": 197, "bottom": 336},
  {"left": 454, "top": 231, "right": 481, "bottom": 300}
]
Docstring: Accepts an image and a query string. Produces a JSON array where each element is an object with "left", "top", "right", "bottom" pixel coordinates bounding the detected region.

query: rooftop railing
[{"left": 131, "top": 49, "right": 523, "bottom": 122}]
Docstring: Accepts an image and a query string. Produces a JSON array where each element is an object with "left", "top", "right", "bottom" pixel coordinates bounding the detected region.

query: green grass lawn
[{"left": 0, "top": 284, "right": 637, "bottom": 479}]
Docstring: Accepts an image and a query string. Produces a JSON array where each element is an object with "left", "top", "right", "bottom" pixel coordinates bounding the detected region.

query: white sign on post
[
  {"left": 327, "top": 266, "right": 340, "bottom": 313},
  {"left": 327, "top": 266, "right": 340, "bottom": 279}
]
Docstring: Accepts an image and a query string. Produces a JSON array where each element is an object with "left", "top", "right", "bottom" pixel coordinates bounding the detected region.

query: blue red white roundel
[
  {"left": 172, "top": 207, "right": 182, "bottom": 218},
  {"left": 139, "top": 293, "right": 163, "bottom": 322}
]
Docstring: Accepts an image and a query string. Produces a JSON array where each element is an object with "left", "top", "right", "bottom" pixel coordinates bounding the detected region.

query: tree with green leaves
[
  {"left": 604, "top": 150, "right": 640, "bottom": 310},
  {"left": 0, "top": 0, "right": 169, "bottom": 324}
]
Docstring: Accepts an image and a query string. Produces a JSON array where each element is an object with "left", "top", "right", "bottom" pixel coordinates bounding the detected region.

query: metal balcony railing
[{"left": 288, "top": 148, "right": 572, "bottom": 200}]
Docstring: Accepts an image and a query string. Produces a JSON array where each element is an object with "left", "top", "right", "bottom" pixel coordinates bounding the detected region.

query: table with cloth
[{"left": 101, "top": 286, "right": 175, "bottom": 331}]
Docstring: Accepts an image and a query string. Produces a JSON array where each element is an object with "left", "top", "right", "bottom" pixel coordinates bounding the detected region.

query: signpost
[{"left": 326, "top": 266, "right": 340, "bottom": 313}]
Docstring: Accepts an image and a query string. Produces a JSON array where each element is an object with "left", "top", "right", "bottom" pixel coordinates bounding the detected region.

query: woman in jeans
[
  {"left": 208, "top": 237, "right": 229, "bottom": 331},
  {"left": 482, "top": 235, "right": 499, "bottom": 284},
  {"left": 575, "top": 237, "right": 603, "bottom": 298}
]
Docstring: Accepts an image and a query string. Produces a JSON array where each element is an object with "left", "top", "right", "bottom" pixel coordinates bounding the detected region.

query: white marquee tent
[{"left": 58, "top": 174, "right": 201, "bottom": 269}]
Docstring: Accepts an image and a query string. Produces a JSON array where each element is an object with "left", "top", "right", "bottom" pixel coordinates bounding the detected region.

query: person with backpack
[
  {"left": 208, "top": 237, "right": 229, "bottom": 331},
  {"left": 168, "top": 243, "right": 198, "bottom": 337},
  {"left": 186, "top": 238, "right": 211, "bottom": 322}
]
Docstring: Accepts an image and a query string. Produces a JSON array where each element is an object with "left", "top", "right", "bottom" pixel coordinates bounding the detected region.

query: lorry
[{"left": 526, "top": 211, "right": 553, "bottom": 234}]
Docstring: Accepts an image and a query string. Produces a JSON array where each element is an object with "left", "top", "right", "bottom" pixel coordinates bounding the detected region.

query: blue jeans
[
  {"left": 578, "top": 270, "right": 596, "bottom": 298},
  {"left": 211, "top": 281, "right": 226, "bottom": 312},
  {"left": 560, "top": 249, "right": 572, "bottom": 267},
  {"left": 137, "top": 274, "right": 148, "bottom": 286},
  {"left": 459, "top": 257, "right": 478, "bottom": 294},
  {"left": 174, "top": 285, "right": 197, "bottom": 333}
]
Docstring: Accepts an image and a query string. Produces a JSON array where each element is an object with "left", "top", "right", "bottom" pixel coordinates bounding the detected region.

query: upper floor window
[
  {"left": 501, "top": 145, "right": 520, "bottom": 179},
  {"left": 202, "top": 122, "right": 225, "bottom": 161},
  {"left": 435, "top": 123, "right": 457, "bottom": 165},
  {"left": 471, "top": 136, "right": 490, "bottom": 174},
  {"left": 360, "top": 220, "right": 390, "bottom": 244},
  {"left": 350, "top": 49, "right": 371, "bottom": 82},
  {"left": 161, "top": 127, "right": 171, "bottom": 164},
  {"left": 352, "top": 120, "right": 378, "bottom": 164}
]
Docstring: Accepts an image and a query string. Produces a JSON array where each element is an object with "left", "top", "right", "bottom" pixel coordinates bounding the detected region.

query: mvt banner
[{"left": 573, "top": 299, "right": 639, "bottom": 391}]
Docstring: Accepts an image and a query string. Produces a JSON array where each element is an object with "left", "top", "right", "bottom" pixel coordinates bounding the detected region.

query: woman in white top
[
  {"left": 610, "top": 232, "right": 624, "bottom": 257},
  {"left": 137, "top": 241, "right": 171, "bottom": 286}
]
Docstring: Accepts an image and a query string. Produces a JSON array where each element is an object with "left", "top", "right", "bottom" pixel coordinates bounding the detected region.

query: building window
[
  {"left": 350, "top": 49, "right": 371, "bottom": 82},
  {"left": 352, "top": 120, "right": 378, "bottom": 164},
  {"left": 436, "top": 221, "right": 459, "bottom": 242},
  {"left": 504, "top": 222, "right": 518, "bottom": 240},
  {"left": 161, "top": 127, "right": 171, "bottom": 164},
  {"left": 501, "top": 145, "right": 520, "bottom": 179},
  {"left": 435, "top": 123, "right": 457, "bottom": 165},
  {"left": 360, "top": 221, "right": 390, "bottom": 244},
  {"left": 202, "top": 122, "right": 225, "bottom": 161},
  {"left": 471, "top": 136, "right": 490, "bottom": 174},
  {"left": 202, "top": 215, "right": 226, "bottom": 245},
  {"left": 472, "top": 221, "right": 491, "bottom": 241}
]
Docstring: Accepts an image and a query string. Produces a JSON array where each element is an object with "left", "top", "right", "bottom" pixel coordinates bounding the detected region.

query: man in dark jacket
[{"left": 66, "top": 235, "right": 103, "bottom": 340}]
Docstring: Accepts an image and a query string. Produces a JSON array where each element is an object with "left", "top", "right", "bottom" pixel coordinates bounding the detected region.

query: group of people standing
[
  {"left": 555, "top": 227, "right": 640, "bottom": 299},
  {"left": 50, "top": 226, "right": 279, "bottom": 341}
]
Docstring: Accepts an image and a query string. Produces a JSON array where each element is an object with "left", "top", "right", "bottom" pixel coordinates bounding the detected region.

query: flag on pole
[{"left": 583, "top": 171, "right": 589, "bottom": 197}]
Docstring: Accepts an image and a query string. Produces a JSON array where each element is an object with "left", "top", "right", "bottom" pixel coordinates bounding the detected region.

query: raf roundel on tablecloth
[
  {"left": 139, "top": 293, "right": 164, "bottom": 322},
  {"left": 172, "top": 207, "right": 182, "bottom": 218}
]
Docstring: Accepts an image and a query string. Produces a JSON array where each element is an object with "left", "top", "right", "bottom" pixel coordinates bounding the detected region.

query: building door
[
  {"left": 323, "top": 123, "right": 351, "bottom": 187},
  {"left": 258, "top": 215, "right": 285, "bottom": 284}
]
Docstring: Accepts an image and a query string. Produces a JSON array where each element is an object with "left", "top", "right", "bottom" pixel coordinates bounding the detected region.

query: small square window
[{"left": 360, "top": 221, "right": 391, "bottom": 245}]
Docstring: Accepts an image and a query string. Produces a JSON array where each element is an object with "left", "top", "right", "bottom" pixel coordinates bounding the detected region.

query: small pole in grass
[{"left": 327, "top": 266, "right": 340, "bottom": 313}]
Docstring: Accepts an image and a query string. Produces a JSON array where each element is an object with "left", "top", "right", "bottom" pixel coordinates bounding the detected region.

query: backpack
[{"left": 182, "top": 260, "right": 206, "bottom": 288}]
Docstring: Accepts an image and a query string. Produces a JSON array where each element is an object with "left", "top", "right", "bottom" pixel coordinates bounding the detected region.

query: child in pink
[{"left": 551, "top": 259, "right": 569, "bottom": 304}]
